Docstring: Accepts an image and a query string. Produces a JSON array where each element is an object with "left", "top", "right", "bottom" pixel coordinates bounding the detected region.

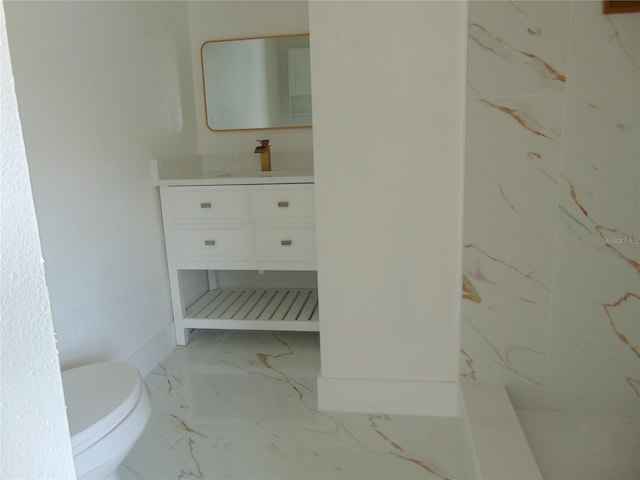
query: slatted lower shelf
[{"left": 183, "top": 288, "right": 319, "bottom": 332}]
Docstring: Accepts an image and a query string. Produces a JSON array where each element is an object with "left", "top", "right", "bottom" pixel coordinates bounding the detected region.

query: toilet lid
[{"left": 62, "top": 362, "right": 144, "bottom": 452}]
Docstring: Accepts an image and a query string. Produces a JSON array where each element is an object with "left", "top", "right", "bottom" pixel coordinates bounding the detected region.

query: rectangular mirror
[{"left": 201, "top": 34, "right": 312, "bottom": 131}]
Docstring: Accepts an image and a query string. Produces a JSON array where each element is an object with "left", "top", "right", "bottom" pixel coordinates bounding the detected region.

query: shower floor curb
[{"left": 461, "top": 384, "right": 543, "bottom": 480}]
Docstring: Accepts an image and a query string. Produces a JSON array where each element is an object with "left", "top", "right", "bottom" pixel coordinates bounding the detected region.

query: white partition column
[{"left": 309, "top": 1, "right": 468, "bottom": 416}]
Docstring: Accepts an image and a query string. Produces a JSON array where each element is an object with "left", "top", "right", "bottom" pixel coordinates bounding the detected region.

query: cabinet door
[
  {"left": 169, "top": 187, "right": 245, "bottom": 224},
  {"left": 248, "top": 185, "right": 315, "bottom": 223},
  {"left": 253, "top": 225, "right": 316, "bottom": 262},
  {"left": 173, "top": 226, "right": 249, "bottom": 263}
]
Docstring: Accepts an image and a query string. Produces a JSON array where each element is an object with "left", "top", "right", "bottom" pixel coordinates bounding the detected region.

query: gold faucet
[{"left": 254, "top": 139, "right": 271, "bottom": 172}]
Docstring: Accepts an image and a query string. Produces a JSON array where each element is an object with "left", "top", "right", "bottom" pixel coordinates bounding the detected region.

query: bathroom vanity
[{"left": 155, "top": 159, "right": 317, "bottom": 345}]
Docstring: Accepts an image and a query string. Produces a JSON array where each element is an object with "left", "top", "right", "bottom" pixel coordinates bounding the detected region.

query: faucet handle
[{"left": 257, "top": 139, "right": 270, "bottom": 147}]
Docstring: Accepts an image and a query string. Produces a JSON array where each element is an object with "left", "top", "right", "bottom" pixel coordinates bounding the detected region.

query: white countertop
[
  {"left": 152, "top": 155, "right": 314, "bottom": 186},
  {"left": 155, "top": 169, "right": 314, "bottom": 186}
]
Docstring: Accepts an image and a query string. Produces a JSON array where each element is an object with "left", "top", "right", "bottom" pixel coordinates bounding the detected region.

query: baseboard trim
[
  {"left": 124, "top": 323, "right": 176, "bottom": 377},
  {"left": 317, "top": 375, "right": 459, "bottom": 416}
]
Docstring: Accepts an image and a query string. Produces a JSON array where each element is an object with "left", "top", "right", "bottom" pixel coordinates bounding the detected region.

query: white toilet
[{"left": 62, "top": 362, "right": 152, "bottom": 480}]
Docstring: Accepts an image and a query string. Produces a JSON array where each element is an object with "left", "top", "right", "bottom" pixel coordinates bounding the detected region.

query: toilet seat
[{"left": 62, "top": 362, "right": 144, "bottom": 454}]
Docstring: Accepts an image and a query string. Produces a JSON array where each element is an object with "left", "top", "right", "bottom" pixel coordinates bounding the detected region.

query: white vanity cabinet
[{"left": 159, "top": 181, "right": 318, "bottom": 345}]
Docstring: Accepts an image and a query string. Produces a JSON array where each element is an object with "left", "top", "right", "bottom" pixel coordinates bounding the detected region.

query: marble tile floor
[{"left": 119, "top": 330, "right": 478, "bottom": 480}]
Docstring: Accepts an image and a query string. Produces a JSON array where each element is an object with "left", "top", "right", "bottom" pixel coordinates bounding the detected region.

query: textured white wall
[
  {"left": 310, "top": 1, "right": 467, "bottom": 415},
  {"left": 0, "top": 3, "right": 75, "bottom": 477},
  {"left": 4, "top": 1, "right": 197, "bottom": 375}
]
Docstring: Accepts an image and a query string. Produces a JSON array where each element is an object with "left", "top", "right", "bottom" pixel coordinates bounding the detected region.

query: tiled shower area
[{"left": 461, "top": 1, "right": 639, "bottom": 478}]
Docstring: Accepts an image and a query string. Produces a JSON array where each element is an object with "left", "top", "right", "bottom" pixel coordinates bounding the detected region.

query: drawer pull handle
[
  {"left": 204, "top": 240, "right": 216, "bottom": 246},
  {"left": 277, "top": 201, "right": 289, "bottom": 208},
  {"left": 200, "top": 202, "right": 212, "bottom": 209},
  {"left": 281, "top": 240, "right": 292, "bottom": 246}
]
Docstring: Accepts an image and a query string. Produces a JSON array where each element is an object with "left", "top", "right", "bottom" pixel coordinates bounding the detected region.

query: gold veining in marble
[
  {"left": 465, "top": 243, "right": 549, "bottom": 291},
  {"left": 169, "top": 414, "right": 206, "bottom": 438},
  {"left": 480, "top": 99, "right": 559, "bottom": 143},
  {"left": 256, "top": 336, "right": 305, "bottom": 401},
  {"left": 469, "top": 23, "right": 566, "bottom": 83},
  {"left": 393, "top": 454, "right": 452, "bottom": 480},
  {"left": 462, "top": 274, "right": 481, "bottom": 303},
  {"left": 567, "top": 178, "right": 639, "bottom": 273},
  {"left": 368, "top": 415, "right": 453, "bottom": 480},
  {"left": 184, "top": 437, "right": 204, "bottom": 479},
  {"left": 602, "top": 292, "right": 640, "bottom": 359}
]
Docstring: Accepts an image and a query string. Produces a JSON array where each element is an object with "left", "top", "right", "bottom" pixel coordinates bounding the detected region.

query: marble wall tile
[
  {"left": 546, "top": 216, "right": 639, "bottom": 416},
  {"left": 461, "top": 232, "right": 550, "bottom": 411},
  {"left": 546, "top": 89, "right": 639, "bottom": 417},
  {"left": 566, "top": 1, "right": 640, "bottom": 93},
  {"left": 561, "top": 91, "right": 640, "bottom": 230},
  {"left": 467, "top": 0, "right": 570, "bottom": 99},
  {"left": 462, "top": 93, "right": 565, "bottom": 411},
  {"left": 462, "top": 0, "right": 639, "bottom": 419},
  {"left": 465, "top": 95, "right": 563, "bottom": 278}
]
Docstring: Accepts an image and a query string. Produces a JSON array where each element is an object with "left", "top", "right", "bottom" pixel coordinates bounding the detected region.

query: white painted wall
[
  {"left": 4, "top": 0, "right": 197, "bottom": 375},
  {"left": 310, "top": 1, "right": 467, "bottom": 415},
  {"left": 188, "top": 0, "right": 313, "bottom": 156},
  {"left": 0, "top": 3, "right": 75, "bottom": 477}
]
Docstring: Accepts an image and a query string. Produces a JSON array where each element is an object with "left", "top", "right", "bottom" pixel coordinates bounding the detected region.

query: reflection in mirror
[{"left": 201, "top": 34, "right": 312, "bottom": 131}]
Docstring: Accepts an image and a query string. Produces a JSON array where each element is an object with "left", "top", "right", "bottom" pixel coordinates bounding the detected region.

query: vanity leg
[
  {"left": 169, "top": 269, "right": 188, "bottom": 345},
  {"left": 175, "top": 325, "right": 189, "bottom": 346},
  {"left": 160, "top": 186, "right": 190, "bottom": 346}
]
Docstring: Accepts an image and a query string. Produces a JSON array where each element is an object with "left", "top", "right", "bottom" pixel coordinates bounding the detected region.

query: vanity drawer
[
  {"left": 249, "top": 185, "right": 315, "bottom": 222},
  {"left": 169, "top": 187, "right": 245, "bottom": 224},
  {"left": 173, "top": 226, "right": 248, "bottom": 262},
  {"left": 253, "top": 226, "right": 316, "bottom": 262}
]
